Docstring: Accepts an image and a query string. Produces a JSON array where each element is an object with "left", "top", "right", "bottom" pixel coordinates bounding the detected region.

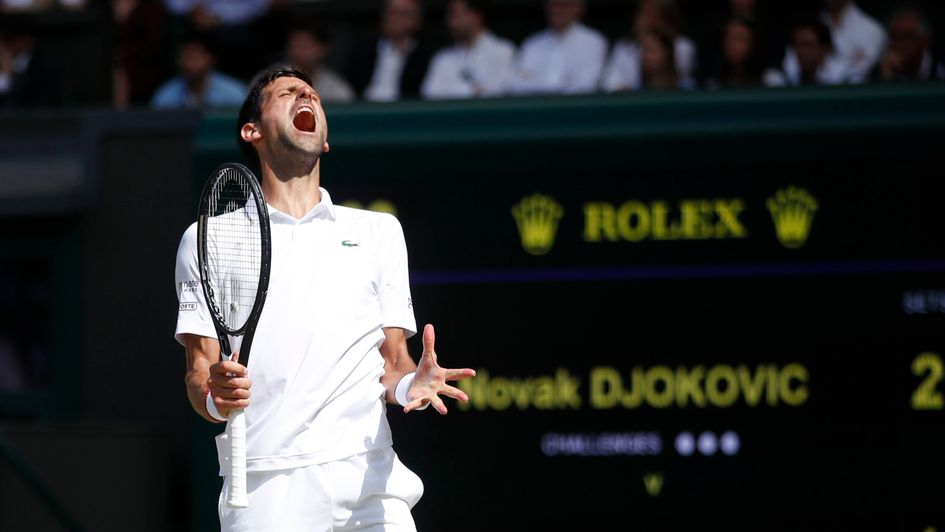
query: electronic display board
[{"left": 341, "top": 167, "right": 945, "bottom": 531}]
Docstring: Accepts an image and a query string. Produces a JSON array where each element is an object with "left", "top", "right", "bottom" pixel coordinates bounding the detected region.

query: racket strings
[{"left": 204, "top": 168, "right": 264, "bottom": 332}]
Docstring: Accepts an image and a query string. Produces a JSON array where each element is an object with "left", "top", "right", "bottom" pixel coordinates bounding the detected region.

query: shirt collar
[
  {"left": 379, "top": 38, "right": 416, "bottom": 57},
  {"left": 266, "top": 187, "right": 337, "bottom": 224},
  {"left": 460, "top": 30, "right": 490, "bottom": 52},
  {"left": 822, "top": 3, "right": 860, "bottom": 31},
  {"left": 549, "top": 22, "right": 581, "bottom": 42}
]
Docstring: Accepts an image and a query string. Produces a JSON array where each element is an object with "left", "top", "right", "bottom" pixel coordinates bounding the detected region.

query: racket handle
[{"left": 226, "top": 408, "right": 249, "bottom": 508}]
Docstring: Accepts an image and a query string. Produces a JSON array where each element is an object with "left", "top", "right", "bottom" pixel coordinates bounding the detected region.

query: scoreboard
[
  {"left": 194, "top": 85, "right": 945, "bottom": 530},
  {"left": 368, "top": 169, "right": 944, "bottom": 530}
]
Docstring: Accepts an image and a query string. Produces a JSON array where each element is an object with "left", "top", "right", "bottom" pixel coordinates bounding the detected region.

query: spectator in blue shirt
[{"left": 151, "top": 32, "right": 245, "bottom": 109}]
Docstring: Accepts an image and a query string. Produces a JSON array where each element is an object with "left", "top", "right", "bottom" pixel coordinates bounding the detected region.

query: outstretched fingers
[
  {"left": 445, "top": 367, "right": 476, "bottom": 381},
  {"left": 421, "top": 324, "right": 437, "bottom": 360}
]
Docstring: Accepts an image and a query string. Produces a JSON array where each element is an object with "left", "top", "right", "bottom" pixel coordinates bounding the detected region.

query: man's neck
[
  {"left": 458, "top": 27, "right": 484, "bottom": 48},
  {"left": 551, "top": 21, "right": 577, "bottom": 36},
  {"left": 261, "top": 158, "right": 322, "bottom": 219},
  {"left": 387, "top": 35, "right": 414, "bottom": 53}
]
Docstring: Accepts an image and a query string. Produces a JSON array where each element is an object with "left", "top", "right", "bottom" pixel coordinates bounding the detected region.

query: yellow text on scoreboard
[{"left": 457, "top": 364, "right": 810, "bottom": 411}]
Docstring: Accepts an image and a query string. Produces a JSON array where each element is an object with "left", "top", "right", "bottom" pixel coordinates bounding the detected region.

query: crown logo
[
  {"left": 511, "top": 193, "right": 563, "bottom": 255},
  {"left": 643, "top": 472, "right": 664, "bottom": 497},
  {"left": 767, "top": 186, "right": 818, "bottom": 249}
]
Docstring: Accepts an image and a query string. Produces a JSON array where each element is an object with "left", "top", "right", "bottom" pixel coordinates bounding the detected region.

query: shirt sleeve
[
  {"left": 174, "top": 222, "right": 218, "bottom": 345},
  {"left": 376, "top": 214, "right": 417, "bottom": 338},
  {"left": 565, "top": 33, "right": 606, "bottom": 94},
  {"left": 506, "top": 36, "right": 545, "bottom": 95}
]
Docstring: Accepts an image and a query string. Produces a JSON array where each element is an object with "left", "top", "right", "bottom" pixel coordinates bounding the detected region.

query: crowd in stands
[{"left": 0, "top": 0, "right": 942, "bottom": 110}]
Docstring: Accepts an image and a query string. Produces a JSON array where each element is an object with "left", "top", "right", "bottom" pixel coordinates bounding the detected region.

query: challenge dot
[
  {"left": 720, "top": 431, "right": 741, "bottom": 456},
  {"left": 697, "top": 431, "right": 718, "bottom": 456},
  {"left": 675, "top": 431, "right": 695, "bottom": 456}
]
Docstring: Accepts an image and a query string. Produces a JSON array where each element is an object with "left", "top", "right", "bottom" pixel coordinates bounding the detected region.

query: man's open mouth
[{"left": 293, "top": 106, "right": 316, "bottom": 133}]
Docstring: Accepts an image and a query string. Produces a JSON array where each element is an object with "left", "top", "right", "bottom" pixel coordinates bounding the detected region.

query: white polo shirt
[
  {"left": 174, "top": 188, "right": 417, "bottom": 473},
  {"left": 421, "top": 30, "right": 516, "bottom": 99},
  {"left": 505, "top": 22, "right": 607, "bottom": 95}
]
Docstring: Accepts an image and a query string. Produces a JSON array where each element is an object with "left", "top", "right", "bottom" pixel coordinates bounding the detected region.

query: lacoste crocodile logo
[{"left": 341, "top": 240, "right": 360, "bottom": 247}]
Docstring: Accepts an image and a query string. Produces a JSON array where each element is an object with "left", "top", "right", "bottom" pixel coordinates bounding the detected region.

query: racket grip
[{"left": 226, "top": 408, "right": 249, "bottom": 508}]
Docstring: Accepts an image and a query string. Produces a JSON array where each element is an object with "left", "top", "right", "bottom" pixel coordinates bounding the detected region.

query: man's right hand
[{"left": 207, "top": 353, "right": 252, "bottom": 418}]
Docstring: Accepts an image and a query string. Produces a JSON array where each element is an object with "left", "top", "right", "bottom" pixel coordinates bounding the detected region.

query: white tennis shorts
[{"left": 219, "top": 446, "right": 424, "bottom": 531}]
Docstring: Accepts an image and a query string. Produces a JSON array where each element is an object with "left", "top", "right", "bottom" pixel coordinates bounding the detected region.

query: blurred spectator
[
  {"left": 506, "top": 0, "right": 606, "bottom": 95},
  {"left": 421, "top": 0, "right": 515, "bottom": 100},
  {"left": 111, "top": 0, "right": 169, "bottom": 108},
  {"left": 600, "top": 0, "right": 696, "bottom": 92},
  {"left": 1, "top": 0, "right": 54, "bottom": 11},
  {"left": 281, "top": 21, "right": 354, "bottom": 103},
  {"left": 695, "top": 0, "right": 781, "bottom": 83},
  {"left": 872, "top": 6, "right": 944, "bottom": 82},
  {"left": 0, "top": 334, "right": 25, "bottom": 391},
  {"left": 638, "top": 26, "right": 691, "bottom": 90},
  {"left": 702, "top": 16, "right": 765, "bottom": 89},
  {"left": 163, "top": 0, "right": 271, "bottom": 81},
  {"left": 764, "top": 19, "right": 848, "bottom": 86},
  {"left": 821, "top": 0, "right": 886, "bottom": 81},
  {"left": 150, "top": 32, "right": 245, "bottom": 108},
  {"left": 344, "top": 0, "right": 434, "bottom": 102},
  {"left": 0, "top": 13, "right": 59, "bottom": 107},
  {"left": 780, "top": 0, "right": 885, "bottom": 84}
]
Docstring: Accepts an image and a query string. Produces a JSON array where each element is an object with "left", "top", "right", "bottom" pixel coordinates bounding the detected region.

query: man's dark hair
[
  {"left": 288, "top": 17, "right": 332, "bottom": 45},
  {"left": 459, "top": 0, "right": 491, "bottom": 19},
  {"left": 179, "top": 31, "right": 218, "bottom": 58},
  {"left": 236, "top": 66, "right": 312, "bottom": 170},
  {"left": 792, "top": 18, "right": 833, "bottom": 48}
]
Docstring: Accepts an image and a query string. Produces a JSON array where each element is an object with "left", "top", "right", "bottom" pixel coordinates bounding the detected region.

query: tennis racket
[{"left": 197, "top": 162, "right": 271, "bottom": 508}]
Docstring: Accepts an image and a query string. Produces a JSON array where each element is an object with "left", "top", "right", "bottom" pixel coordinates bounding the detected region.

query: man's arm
[
  {"left": 379, "top": 326, "right": 419, "bottom": 405},
  {"left": 182, "top": 333, "right": 251, "bottom": 422},
  {"left": 379, "top": 324, "right": 476, "bottom": 414}
]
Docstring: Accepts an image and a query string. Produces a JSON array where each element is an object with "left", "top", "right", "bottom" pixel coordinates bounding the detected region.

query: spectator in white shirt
[
  {"left": 344, "top": 0, "right": 434, "bottom": 102},
  {"left": 506, "top": 0, "right": 607, "bottom": 96},
  {"left": 822, "top": 0, "right": 886, "bottom": 81},
  {"left": 779, "top": 0, "right": 885, "bottom": 85},
  {"left": 421, "top": 0, "right": 515, "bottom": 100},
  {"left": 764, "top": 19, "right": 849, "bottom": 87}
]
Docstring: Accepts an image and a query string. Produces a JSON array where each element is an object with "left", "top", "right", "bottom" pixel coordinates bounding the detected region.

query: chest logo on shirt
[{"left": 341, "top": 240, "right": 360, "bottom": 247}]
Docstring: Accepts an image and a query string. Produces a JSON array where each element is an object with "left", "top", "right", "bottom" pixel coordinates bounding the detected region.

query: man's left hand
[{"left": 404, "top": 324, "right": 476, "bottom": 414}]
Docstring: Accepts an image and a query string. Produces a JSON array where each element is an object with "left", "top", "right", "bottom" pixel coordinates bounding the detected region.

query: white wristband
[
  {"left": 205, "top": 391, "right": 228, "bottom": 422},
  {"left": 395, "top": 372, "right": 428, "bottom": 410}
]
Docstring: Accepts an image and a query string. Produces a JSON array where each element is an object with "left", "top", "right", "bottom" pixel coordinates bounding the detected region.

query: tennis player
[{"left": 174, "top": 66, "right": 475, "bottom": 531}]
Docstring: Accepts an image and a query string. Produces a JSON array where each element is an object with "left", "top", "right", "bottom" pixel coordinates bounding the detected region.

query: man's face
[
  {"left": 447, "top": 0, "right": 482, "bottom": 42},
  {"left": 546, "top": 0, "right": 583, "bottom": 32},
  {"left": 640, "top": 32, "right": 670, "bottom": 75},
  {"left": 179, "top": 42, "right": 214, "bottom": 82},
  {"left": 793, "top": 27, "right": 828, "bottom": 72},
  {"left": 888, "top": 14, "right": 927, "bottom": 65},
  {"left": 381, "top": 0, "right": 421, "bottom": 41},
  {"left": 254, "top": 76, "right": 328, "bottom": 161},
  {"left": 286, "top": 31, "right": 327, "bottom": 74},
  {"left": 723, "top": 20, "right": 753, "bottom": 65}
]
